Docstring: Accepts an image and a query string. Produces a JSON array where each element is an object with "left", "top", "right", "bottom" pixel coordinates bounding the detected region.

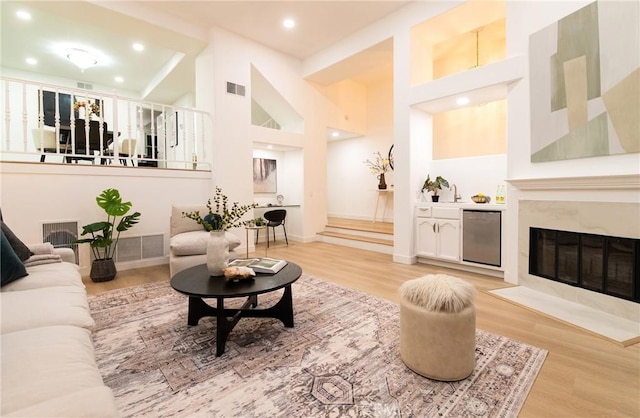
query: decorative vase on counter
[
  {"left": 378, "top": 172, "right": 387, "bottom": 190},
  {"left": 206, "top": 230, "right": 229, "bottom": 276}
]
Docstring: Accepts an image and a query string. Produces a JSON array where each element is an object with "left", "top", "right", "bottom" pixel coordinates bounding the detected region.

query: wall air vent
[
  {"left": 77, "top": 82, "right": 93, "bottom": 90},
  {"left": 90, "top": 234, "right": 164, "bottom": 263},
  {"left": 42, "top": 221, "right": 78, "bottom": 263},
  {"left": 226, "top": 81, "right": 246, "bottom": 97}
]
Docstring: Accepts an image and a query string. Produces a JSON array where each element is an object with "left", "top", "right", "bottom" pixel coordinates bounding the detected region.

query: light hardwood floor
[{"left": 84, "top": 241, "right": 640, "bottom": 418}]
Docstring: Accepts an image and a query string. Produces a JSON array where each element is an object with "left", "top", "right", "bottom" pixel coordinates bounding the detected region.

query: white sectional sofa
[
  {"left": 1, "top": 243, "right": 119, "bottom": 417},
  {"left": 169, "top": 205, "right": 241, "bottom": 277}
]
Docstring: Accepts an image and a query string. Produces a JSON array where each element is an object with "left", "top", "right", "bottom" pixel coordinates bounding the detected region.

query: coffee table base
[{"left": 187, "top": 285, "right": 295, "bottom": 356}]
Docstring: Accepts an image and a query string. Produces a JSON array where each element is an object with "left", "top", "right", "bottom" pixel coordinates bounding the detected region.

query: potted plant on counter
[
  {"left": 75, "top": 188, "right": 141, "bottom": 282},
  {"left": 422, "top": 175, "right": 449, "bottom": 202}
]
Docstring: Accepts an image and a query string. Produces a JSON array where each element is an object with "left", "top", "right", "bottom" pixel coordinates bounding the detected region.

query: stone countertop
[{"left": 415, "top": 202, "right": 507, "bottom": 211}]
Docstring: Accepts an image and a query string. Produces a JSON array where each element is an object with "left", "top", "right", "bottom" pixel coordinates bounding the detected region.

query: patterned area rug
[{"left": 89, "top": 275, "right": 547, "bottom": 417}]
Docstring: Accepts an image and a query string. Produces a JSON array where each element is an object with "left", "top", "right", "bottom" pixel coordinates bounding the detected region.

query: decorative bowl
[{"left": 471, "top": 195, "right": 490, "bottom": 204}]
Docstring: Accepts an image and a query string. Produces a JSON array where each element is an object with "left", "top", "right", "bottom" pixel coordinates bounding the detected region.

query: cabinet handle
[{"left": 433, "top": 223, "right": 436, "bottom": 233}]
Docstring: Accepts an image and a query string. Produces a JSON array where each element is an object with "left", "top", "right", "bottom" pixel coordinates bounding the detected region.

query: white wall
[
  {"left": 503, "top": 0, "right": 640, "bottom": 284},
  {"left": 0, "top": 163, "right": 212, "bottom": 275},
  {"left": 327, "top": 77, "right": 394, "bottom": 221},
  {"left": 202, "top": 27, "right": 335, "bottom": 243}
]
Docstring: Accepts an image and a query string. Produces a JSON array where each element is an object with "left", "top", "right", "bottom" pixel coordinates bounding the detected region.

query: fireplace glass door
[{"left": 529, "top": 228, "right": 639, "bottom": 303}]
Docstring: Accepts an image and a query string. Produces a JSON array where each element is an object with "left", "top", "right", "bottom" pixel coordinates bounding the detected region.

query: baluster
[
  {"left": 112, "top": 96, "right": 119, "bottom": 164},
  {"left": 53, "top": 89, "right": 61, "bottom": 154}
]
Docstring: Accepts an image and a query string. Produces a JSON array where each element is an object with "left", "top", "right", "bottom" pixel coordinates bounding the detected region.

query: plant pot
[
  {"left": 431, "top": 195, "right": 440, "bottom": 202},
  {"left": 90, "top": 258, "right": 117, "bottom": 282},
  {"left": 206, "top": 230, "right": 229, "bottom": 276},
  {"left": 378, "top": 172, "right": 387, "bottom": 190}
]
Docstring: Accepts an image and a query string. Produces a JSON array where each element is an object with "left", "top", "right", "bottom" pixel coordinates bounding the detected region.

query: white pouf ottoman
[{"left": 399, "top": 274, "right": 476, "bottom": 381}]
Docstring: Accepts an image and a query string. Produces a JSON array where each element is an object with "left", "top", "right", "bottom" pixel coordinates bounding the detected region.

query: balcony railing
[{"left": 1, "top": 76, "right": 213, "bottom": 170}]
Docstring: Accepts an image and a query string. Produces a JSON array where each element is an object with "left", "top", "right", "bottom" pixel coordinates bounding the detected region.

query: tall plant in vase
[
  {"left": 182, "top": 187, "right": 257, "bottom": 276},
  {"left": 364, "top": 151, "right": 392, "bottom": 190}
]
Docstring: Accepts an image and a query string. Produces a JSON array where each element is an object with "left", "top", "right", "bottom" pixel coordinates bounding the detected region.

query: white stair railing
[{"left": 0, "top": 76, "right": 213, "bottom": 170}]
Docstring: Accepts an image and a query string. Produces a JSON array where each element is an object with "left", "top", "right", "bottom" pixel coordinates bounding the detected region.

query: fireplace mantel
[{"left": 508, "top": 174, "right": 640, "bottom": 191}]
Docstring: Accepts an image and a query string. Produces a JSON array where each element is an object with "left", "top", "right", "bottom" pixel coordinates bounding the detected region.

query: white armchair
[{"left": 32, "top": 127, "right": 69, "bottom": 162}]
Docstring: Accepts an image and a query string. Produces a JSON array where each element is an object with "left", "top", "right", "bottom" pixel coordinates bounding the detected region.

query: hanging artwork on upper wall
[
  {"left": 529, "top": 0, "right": 639, "bottom": 162},
  {"left": 253, "top": 158, "right": 277, "bottom": 193}
]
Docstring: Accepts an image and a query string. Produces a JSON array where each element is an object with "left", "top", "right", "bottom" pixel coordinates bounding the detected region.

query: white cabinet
[{"left": 415, "top": 207, "right": 460, "bottom": 262}]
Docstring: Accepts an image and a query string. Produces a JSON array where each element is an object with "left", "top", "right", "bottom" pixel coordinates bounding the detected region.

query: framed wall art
[{"left": 253, "top": 158, "right": 277, "bottom": 193}]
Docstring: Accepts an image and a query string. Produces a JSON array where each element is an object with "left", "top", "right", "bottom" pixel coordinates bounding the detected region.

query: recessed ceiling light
[
  {"left": 267, "top": 145, "right": 273, "bottom": 149},
  {"left": 132, "top": 43, "right": 144, "bottom": 52},
  {"left": 331, "top": 132, "right": 340, "bottom": 138},
  {"left": 456, "top": 97, "right": 470, "bottom": 106},
  {"left": 16, "top": 10, "right": 31, "bottom": 20},
  {"left": 283, "top": 18, "right": 295, "bottom": 29},
  {"left": 25, "top": 57, "right": 37, "bottom": 65},
  {"left": 115, "top": 76, "right": 124, "bottom": 83}
]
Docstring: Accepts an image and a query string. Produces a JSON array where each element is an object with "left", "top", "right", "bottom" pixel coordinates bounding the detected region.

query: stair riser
[{"left": 324, "top": 226, "right": 391, "bottom": 241}]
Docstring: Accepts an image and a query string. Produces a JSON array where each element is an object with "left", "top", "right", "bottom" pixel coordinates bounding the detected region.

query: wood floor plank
[{"left": 84, "top": 241, "right": 640, "bottom": 418}]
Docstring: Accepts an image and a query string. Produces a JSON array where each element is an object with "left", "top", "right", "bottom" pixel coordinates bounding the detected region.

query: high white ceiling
[{"left": 1, "top": 1, "right": 409, "bottom": 104}]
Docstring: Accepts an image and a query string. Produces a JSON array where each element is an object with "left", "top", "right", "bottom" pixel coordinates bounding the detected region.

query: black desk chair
[{"left": 263, "top": 209, "right": 288, "bottom": 248}]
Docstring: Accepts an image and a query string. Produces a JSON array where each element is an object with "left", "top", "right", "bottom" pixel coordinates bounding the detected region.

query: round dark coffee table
[{"left": 170, "top": 261, "right": 302, "bottom": 356}]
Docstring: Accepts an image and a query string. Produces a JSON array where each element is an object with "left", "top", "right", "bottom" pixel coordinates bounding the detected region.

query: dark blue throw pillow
[
  {"left": 0, "top": 221, "right": 33, "bottom": 261},
  {"left": 1, "top": 228, "right": 28, "bottom": 286}
]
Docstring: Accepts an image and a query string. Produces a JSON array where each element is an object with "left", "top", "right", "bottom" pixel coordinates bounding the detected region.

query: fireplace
[
  {"left": 516, "top": 197, "right": 640, "bottom": 323},
  {"left": 529, "top": 227, "right": 639, "bottom": 303}
]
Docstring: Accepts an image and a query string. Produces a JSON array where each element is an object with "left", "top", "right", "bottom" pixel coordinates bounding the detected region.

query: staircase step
[
  {"left": 327, "top": 217, "right": 393, "bottom": 235},
  {"left": 317, "top": 231, "right": 393, "bottom": 246}
]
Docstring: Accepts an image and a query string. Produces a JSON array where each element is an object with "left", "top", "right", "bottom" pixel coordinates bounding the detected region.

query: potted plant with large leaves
[
  {"left": 422, "top": 175, "right": 449, "bottom": 202},
  {"left": 75, "top": 188, "right": 141, "bottom": 282}
]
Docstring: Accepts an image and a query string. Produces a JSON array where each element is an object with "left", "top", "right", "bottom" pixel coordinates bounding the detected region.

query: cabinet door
[
  {"left": 416, "top": 218, "right": 438, "bottom": 257},
  {"left": 437, "top": 219, "right": 460, "bottom": 262}
]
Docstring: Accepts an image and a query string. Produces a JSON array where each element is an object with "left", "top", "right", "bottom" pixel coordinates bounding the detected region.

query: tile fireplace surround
[{"left": 493, "top": 176, "right": 640, "bottom": 345}]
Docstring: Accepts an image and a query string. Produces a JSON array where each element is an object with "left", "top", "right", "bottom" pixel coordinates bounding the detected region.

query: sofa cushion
[
  {"left": 2, "top": 262, "right": 83, "bottom": 292},
  {"left": 170, "top": 230, "right": 241, "bottom": 256},
  {"left": 399, "top": 274, "right": 475, "bottom": 313},
  {"left": 4, "top": 386, "right": 119, "bottom": 418},
  {"left": 1, "top": 229, "right": 28, "bottom": 287},
  {"left": 1, "top": 286, "right": 95, "bottom": 333},
  {"left": 171, "top": 205, "right": 208, "bottom": 236},
  {"left": 0, "top": 221, "right": 33, "bottom": 262},
  {"left": 1, "top": 325, "right": 107, "bottom": 415}
]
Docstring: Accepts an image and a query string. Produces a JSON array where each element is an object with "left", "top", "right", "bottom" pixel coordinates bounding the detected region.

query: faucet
[{"left": 451, "top": 184, "right": 462, "bottom": 202}]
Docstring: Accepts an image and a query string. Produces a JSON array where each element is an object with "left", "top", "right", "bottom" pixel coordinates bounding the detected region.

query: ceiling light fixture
[
  {"left": 16, "top": 10, "right": 31, "bottom": 20},
  {"left": 25, "top": 57, "right": 37, "bottom": 65},
  {"left": 331, "top": 131, "right": 340, "bottom": 138},
  {"left": 115, "top": 76, "right": 124, "bottom": 83},
  {"left": 283, "top": 18, "right": 295, "bottom": 29},
  {"left": 132, "top": 43, "right": 144, "bottom": 52},
  {"left": 456, "top": 97, "right": 470, "bottom": 106},
  {"left": 66, "top": 48, "right": 98, "bottom": 71}
]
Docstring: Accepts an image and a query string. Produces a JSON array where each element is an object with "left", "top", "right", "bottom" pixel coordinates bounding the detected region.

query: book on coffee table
[{"left": 228, "top": 257, "right": 287, "bottom": 274}]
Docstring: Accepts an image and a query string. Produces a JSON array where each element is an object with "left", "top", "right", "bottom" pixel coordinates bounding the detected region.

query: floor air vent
[{"left": 42, "top": 221, "right": 78, "bottom": 263}]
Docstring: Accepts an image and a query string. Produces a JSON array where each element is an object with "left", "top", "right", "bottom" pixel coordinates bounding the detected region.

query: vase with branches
[{"left": 182, "top": 187, "right": 257, "bottom": 276}]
